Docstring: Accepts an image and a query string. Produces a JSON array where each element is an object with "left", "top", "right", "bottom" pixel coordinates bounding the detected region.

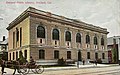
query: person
[
  {"left": 1, "top": 57, "right": 6, "bottom": 75},
  {"left": 29, "top": 56, "right": 35, "bottom": 65},
  {"left": 95, "top": 59, "right": 97, "bottom": 66},
  {"left": 82, "top": 60, "right": 85, "bottom": 65},
  {"left": 13, "top": 60, "right": 20, "bottom": 75}
]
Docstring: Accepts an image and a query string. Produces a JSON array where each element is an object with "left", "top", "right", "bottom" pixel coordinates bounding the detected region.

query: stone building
[
  {"left": 7, "top": 7, "right": 109, "bottom": 64},
  {"left": 107, "top": 36, "right": 120, "bottom": 63},
  {"left": 0, "top": 36, "right": 8, "bottom": 60}
]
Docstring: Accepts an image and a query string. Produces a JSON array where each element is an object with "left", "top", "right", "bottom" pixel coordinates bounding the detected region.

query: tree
[
  {"left": 112, "top": 39, "right": 117, "bottom": 63},
  {"left": 112, "top": 48, "right": 117, "bottom": 63},
  {"left": 18, "top": 51, "right": 27, "bottom": 64}
]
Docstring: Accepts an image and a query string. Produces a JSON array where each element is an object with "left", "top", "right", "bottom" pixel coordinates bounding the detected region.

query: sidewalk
[
  {"left": 0, "top": 64, "right": 111, "bottom": 74},
  {"left": 45, "top": 64, "right": 110, "bottom": 71}
]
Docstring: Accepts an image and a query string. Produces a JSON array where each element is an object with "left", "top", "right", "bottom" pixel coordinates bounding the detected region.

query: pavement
[{"left": 0, "top": 64, "right": 115, "bottom": 75}]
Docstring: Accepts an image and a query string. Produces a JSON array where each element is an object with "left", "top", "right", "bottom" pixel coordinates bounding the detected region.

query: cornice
[{"left": 6, "top": 7, "right": 109, "bottom": 34}]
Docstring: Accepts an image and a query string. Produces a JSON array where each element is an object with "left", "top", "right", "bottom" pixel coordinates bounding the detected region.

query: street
[
  {"left": 42, "top": 65, "right": 120, "bottom": 75},
  {"left": 0, "top": 64, "right": 120, "bottom": 75}
]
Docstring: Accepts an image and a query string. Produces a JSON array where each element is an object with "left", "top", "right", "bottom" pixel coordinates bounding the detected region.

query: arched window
[
  {"left": 94, "top": 36, "right": 98, "bottom": 45},
  {"left": 39, "top": 50, "right": 45, "bottom": 59},
  {"left": 52, "top": 29, "right": 59, "bottom": 40},
  {"left": 37, "top": 26, "right": 45, "bottom": 38},
  {"left": 76, "top": 33, "right": 81, "bottom": 43},
  {"left": 101, "top": 37, "right": 104, "bottom": 45},
  {"left": 65, "top": 31, "right": 71, "bottom": 41},
  {"left": 86, "top": 34, "right": 90, "bottom": 44}
]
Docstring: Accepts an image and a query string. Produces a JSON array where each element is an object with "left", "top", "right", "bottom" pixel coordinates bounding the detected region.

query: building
[
  {"left": 107, "top": 36, "right": 120, "bottom": 63},
  {"left": 7, "top": 7, "right": 109, "bottom": 64},
  {"left": 0, "top": 36, "right": 8, "bottom": 60}
]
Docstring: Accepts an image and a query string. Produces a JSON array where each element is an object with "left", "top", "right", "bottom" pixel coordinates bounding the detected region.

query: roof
[
  {"left": 0, "top": 38, "right": 8, "bottom": 45},
  {"left": 107, "top": 36, "right": 120, "bottom": 45},
  {"left": 7, "top": 7, "right": 109, "bottom": 34},
  {"left": 0, "top": 41, "right": 2, "bottom": 44}
]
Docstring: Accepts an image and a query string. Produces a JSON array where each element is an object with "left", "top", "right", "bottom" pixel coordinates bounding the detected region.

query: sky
[{"left": 0, "top": 0, "right": 120, "bottom": 41}]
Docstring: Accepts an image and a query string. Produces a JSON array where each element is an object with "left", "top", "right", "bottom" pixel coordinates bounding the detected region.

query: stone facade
[{"left": 7, "top": 7, "right": 109, "bottom": 63}]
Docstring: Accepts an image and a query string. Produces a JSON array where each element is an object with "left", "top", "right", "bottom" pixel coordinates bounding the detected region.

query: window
[
  {"left": 86, "top": 34, "right": 90, "bottom": 44},
  {"left": 13, "top": 32, "right": 15, "bottom": 48},
  {"left": 24, "top": 50, "right": 27, "bottom": 59},
  {"left": 94, "top": 36, "right": 98, "bottom": 45},
  {"left": 54, "top": 50, "right": 59, "bottom": 59},
  {"left": 102, "top": 53, "right": 105, "bottom": 59},
  {"left": 95, "top": 53, "right": 98, "bottom": 59},
  {"left": 13, "top": 52, "right": 15, "bottom": 60},
  {"left": 65, "top": 31, "right": 71, "bottom": 41},
  {"left": 55, "top": 40, "right": 57, "bottom": 45},
  {"left": 37, "top": 26, "right": 45, "bottom": 38},
  {"left": 16, "top": 51, "right": 18, "bottom": 60},
  {"left": 40, "top": 39, "right": 42, "bottom": 43},
  {"left": 87, "top": 52, "right": 90, "bottom": 59},
  {"left": 16, "top": 28, "right": 19, "bottom": 42},
  {"left": 10, "top": 53, "right": 11, "bottom": 60},
  {"left": 19, "top": 51, "right": 21, "bottom": 57},
  {"left": 101, "top": 37, "right": 104, "bottom": 45},
  {"left": 20, "top": 27, "right": 22, "bottom": 47},
  {"left": 39, "top": 50, "right": 45, "bottom": 59},
  {"left": 52, "top": 29, "right": 59, "bottom": 40},
  {"left": 76, "top": 33, "right": 81, "bottom": 43},
  {"left": 67, "top": 51, "right": 71, "bottom": 59},
  {"left": 67, "top": 42, "right": 69, "bottom": 46}
]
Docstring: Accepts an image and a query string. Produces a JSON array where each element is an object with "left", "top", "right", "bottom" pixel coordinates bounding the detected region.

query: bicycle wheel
[
  {"left": 35, "top": 65, "right": 44, "bottom": 74},
  {"left": 19, "top": 66, "right": 29, "bottom": 75}
]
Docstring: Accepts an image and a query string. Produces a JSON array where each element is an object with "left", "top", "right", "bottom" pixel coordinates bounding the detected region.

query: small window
[
  {"left": 87, "top": 44, "right": 88, "bottom": 48},
  {"left": 67, "top": 42, "right": 69, "bottom": 46},
  {"left": 55, "top": 40, "right": 57, "bottom": 45},
  {"left": 40, "top": 39, "right": 42, "bottom": 43}
]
